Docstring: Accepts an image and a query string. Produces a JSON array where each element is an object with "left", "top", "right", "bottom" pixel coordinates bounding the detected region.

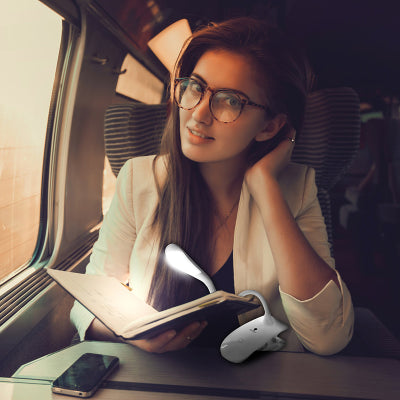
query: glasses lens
[
  {"left": 211, "top": 91, "right": 242, "bottom": 123},
  {"left": 175, "top": 78, "right": 203, "bottom": 110}
]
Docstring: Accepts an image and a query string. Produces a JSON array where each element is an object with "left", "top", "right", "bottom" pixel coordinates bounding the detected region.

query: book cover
[{"left": 47, "top": 269, "right": 260, "bottom": 340}]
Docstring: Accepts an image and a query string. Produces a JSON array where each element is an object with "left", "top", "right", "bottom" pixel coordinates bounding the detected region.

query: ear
[{"left": 255, "top": 114, "right": 287, "bottom": 142}]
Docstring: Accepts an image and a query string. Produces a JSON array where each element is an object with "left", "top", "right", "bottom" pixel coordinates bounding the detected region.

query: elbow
[
  {"left": 301, "top": 321, "right": 354, "bottom": 356},
  {"left": 305, "top": 339, "right": 349, "bottom": 356}
]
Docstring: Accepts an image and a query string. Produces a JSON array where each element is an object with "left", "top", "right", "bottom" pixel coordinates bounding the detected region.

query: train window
[
  {"left": 116, "top": 54, "right": 164, "bottom": 103},
  {"left": 0, "top": 1, "right": 62, "bottom": 281}
]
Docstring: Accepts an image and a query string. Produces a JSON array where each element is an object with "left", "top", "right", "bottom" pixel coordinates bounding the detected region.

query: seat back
[
  {"left": 104, "top": 103, "right": 168, "bottom": 177},
  {"left": 104, "top": 88, "right": 361, "bottom": 243},
  {"left": 292, "top": 87, "right": 361, "bottom": 243},
  {"left": 386, "top": 118, "right": 400, "bottom": 203}
]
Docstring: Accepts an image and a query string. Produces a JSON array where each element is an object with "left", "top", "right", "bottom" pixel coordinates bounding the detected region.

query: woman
[{"left": 71, "top": 17, "right": 354, "bottom": 355}]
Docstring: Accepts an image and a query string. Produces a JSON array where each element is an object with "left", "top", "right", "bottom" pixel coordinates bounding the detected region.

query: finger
[
  {"left": 161, "top": 321, "right": 208, "bottom": 352},
  {"left": 180, "top": 321, "right": 208, "bottom": 343},
  {"left": 162, "top": 322, "right": 203, "bottom": 351},
  {"left": 130, "top": 329, "right": 177, "bottom": 353}
]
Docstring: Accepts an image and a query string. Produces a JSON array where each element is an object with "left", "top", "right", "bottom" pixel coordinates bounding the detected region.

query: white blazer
[{"left": 71, "top": 155, "right": 354, "bottom": 355}]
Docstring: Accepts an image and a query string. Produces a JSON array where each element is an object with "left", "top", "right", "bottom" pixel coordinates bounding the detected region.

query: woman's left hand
[{"left": 245, "top": 129, "right": 296, "bottom": 196}]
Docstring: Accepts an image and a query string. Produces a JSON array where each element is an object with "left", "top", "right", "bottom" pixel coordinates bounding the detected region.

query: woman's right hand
[
  {"left": 126, "top": 321, "right": 208, "bottom": 353},
  {"left": 87, "top": 318, "right": 207, "bottom": 353}
]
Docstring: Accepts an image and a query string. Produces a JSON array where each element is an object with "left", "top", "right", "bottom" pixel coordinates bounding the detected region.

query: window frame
[
  {"left": 0, "top": 0, "right": 167, "bottom": 375},
  {"left": 0, "top": 2, "right": 82, "bottom": 372}
]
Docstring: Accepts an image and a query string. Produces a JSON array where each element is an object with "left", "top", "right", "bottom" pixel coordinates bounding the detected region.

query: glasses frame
[{"left": 174, "top": 77, "right": 269, "bottom": 123}]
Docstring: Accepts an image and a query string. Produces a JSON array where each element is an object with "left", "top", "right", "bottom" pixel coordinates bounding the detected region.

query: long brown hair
[{"left": 147, "top": 17, "right": 313, "bottom": 310}]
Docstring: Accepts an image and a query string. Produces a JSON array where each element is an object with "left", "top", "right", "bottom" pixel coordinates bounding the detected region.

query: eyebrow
[
  {"left": 190, "top": 73, "right": 207, "bottom": 85},
  {"left": 189, "top": 73, "right": 250, "bottom": 99}
]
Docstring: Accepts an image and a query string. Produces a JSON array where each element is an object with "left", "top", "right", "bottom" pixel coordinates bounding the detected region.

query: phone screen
[{"left": 52, "top": 353, "right": 119, "bottom": 397}]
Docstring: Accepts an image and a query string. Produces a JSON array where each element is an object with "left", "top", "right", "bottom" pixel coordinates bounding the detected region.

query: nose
[{"left": 191, "top": 91, "right": 213, "bottom": 125}]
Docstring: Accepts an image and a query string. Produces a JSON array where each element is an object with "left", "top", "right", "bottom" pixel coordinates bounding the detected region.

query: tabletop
[{"left": 11, "top": 341, "right": 400, "bottom": 400}]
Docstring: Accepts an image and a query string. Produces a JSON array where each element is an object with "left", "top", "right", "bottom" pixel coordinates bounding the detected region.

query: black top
[
  {"left": 212, "top": 252, "right": 235, "bottom": 292},
  {"left": 191, "top": 252, "right": 240, "bottom": 348}
]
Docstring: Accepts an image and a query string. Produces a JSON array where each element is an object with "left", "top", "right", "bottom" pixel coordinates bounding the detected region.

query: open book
[{"left": 47, "top": 269, "right": 260, "bottom": 340}]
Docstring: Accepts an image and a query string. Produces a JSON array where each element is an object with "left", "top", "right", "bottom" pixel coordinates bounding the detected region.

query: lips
[{"left": 187, "top": 127, "right": 214, "bottom": 140}]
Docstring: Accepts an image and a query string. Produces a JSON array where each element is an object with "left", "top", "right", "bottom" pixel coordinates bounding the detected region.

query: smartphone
[{"left": 51, "top": 353, "right": 119, "bottom": 398}]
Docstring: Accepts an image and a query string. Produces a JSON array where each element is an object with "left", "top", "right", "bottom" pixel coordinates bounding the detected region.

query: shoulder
[
  {"left": 119, "top": 154, "right": 167, "bottom": 182},
  {"left": 117, "top": 155, "right": 168, "bottom": 201},
  {"left": 120, "top": 154, "right": 155, "bottom": 177}
]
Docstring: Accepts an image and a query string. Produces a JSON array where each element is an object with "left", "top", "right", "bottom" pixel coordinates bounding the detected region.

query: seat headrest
[
  {"left": 292, "top": 87, "right": 361, "bottom": 190},
  {"left": 104, "top": 103, "right": 168, "bottom": 176}
]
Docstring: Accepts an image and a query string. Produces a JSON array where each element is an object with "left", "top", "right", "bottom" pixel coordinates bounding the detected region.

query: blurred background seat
[
  {"left": 104, "top": 102, "right": 168, "bottom": 177},
  {"left": 291, "top": 87, "right": 361, "bottom": 246}
]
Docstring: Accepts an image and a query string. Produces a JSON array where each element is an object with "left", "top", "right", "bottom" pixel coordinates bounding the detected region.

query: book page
[
  {"left": 47, "top": 269, "right": 157, "bottom": 336},
  {"left": 120, "top": 291, "right": 259, "bottom": 338},
  {"left": 122, "top": 291, "right": 227, "bottom": 331}
]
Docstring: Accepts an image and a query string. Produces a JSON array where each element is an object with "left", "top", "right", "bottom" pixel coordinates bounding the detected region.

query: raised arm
[{"left": 244, "top": 136, "right": 353, "bottom": 355}]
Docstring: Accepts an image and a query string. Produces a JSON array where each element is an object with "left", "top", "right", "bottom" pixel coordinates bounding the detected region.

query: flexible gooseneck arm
[
  {"left": 164, "top": 244, "right": 216, "bottom": 293},
  {"left": 196, "top": 274, "right": 216, "bottom": 294},
  {"left": 238, "top": 289, "right": 272, "bottom": 317}
]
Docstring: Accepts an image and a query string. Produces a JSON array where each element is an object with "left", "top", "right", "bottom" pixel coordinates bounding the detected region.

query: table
[{"left": 8, "top": 341, "right": 400, "bottom": 399}]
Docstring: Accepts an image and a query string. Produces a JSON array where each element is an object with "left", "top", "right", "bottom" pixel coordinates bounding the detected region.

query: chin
[
  {"left": 180, "top": 144, "right": 206, "bottom": 163},
  {"left": 181, "top": 142, "right": 247, "bottom": 165},
  {"left": 182, "top": 151, "right": 214, "bottom": 164}
]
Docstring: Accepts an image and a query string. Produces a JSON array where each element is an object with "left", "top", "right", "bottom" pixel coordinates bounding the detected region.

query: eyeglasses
[{"left": 174, "top": 77, "right": 268, "bottom": 123}]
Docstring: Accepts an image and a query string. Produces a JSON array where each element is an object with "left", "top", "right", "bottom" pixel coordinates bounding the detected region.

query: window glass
[{"left": 0, "top": 1, "right": 62, "bottom": 281}]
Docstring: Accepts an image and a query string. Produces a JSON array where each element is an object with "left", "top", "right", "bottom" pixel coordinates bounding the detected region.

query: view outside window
[{"left": 0, "top": 1, "right": 62, "bottom": 281}]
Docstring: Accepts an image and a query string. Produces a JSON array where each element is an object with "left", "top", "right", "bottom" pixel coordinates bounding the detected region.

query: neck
[{"left": 198, "top": 158, "right": 245, "bottom": 203}]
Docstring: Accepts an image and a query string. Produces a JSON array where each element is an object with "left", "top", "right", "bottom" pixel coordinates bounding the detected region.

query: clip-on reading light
[{"left": 164, "top": 244, "right": 287, "bottom": 363}]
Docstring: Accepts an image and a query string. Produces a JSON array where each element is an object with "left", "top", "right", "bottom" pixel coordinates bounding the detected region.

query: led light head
[{"left": 164, "top": 244, "right": 216, "bottom": 293}]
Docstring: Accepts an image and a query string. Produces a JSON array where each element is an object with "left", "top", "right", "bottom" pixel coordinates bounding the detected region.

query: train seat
[{"left": 104, "top": 102, "right": 168, "bottom": 177}]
